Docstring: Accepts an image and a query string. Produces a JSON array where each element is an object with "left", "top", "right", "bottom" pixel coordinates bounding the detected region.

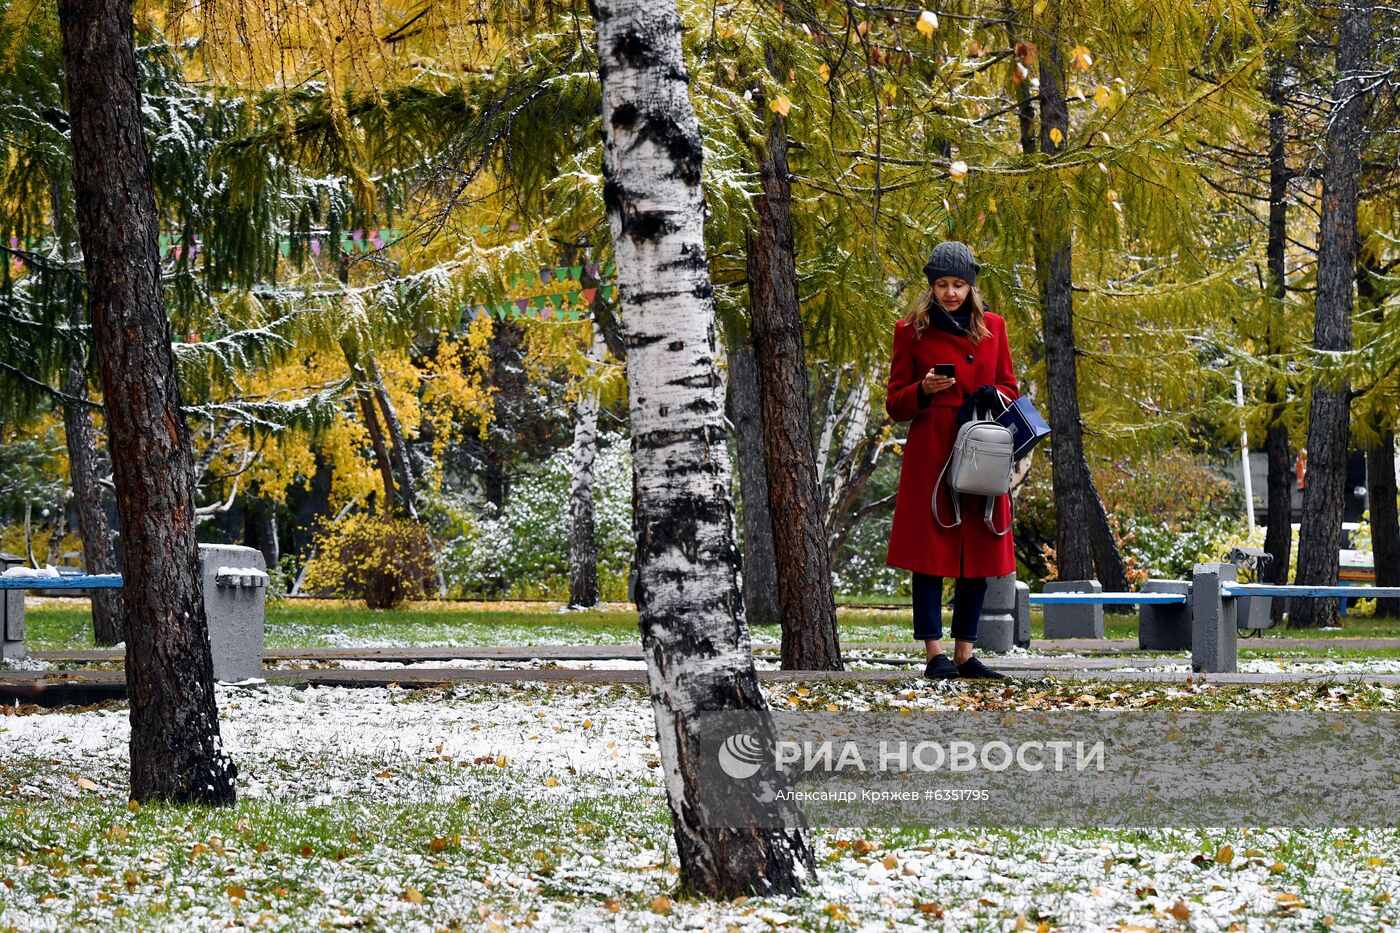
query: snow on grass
[{"left": 3, "top": 681, "right": 1400, "bottom": 931}]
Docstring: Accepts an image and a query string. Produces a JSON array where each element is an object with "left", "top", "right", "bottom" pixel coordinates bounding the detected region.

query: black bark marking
[
  {"left": 611, "top": 101, "right": 640, "bottom": 129},
  {"left": 611, "top": 29, "right": 655, "bottom": 69}
]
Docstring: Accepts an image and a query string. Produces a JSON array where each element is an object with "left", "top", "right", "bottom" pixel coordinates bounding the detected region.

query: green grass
[{"left": 19, "top": 599, "right": 1400, "bottom": 654}]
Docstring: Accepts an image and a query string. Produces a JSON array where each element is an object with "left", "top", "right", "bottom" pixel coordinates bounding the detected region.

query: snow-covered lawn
[{"left": 3, "top": 680, "right": 1400, "bottom": 931}]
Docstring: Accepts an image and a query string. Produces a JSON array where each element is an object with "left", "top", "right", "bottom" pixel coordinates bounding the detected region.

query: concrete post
[
  {"left": 1043, "top": 579, "right": 1104, "bottom": 639},
  {"left": 1014, "top": 580, "right": 1031, "bottom": 648},
  {"left": 1138, "top": 579, "right": 1192, "bottom": 651},
  {"left": 1, "top": 551, "right": 24, "bottom": 661},
  {"left": 976, "top": 573, "right": 1017, "bottom": 653},
  {"left": 198, "top": 544, "right": 267, "bottom": 681},
  {"left": 1191, "top": 562, "right": 1237, "bottom": 673}
]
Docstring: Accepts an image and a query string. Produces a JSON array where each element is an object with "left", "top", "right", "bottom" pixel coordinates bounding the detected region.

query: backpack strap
[
  {"left": 984, "top": 492, "right": 1012, "bottom": 537},
  {"left": 933, "top": 453, "right": 962, "bottom": 529}
]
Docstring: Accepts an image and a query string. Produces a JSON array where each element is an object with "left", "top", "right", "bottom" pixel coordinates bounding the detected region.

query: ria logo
[{"left": 717, "top": 732, "right": 766, "bottom": 780}]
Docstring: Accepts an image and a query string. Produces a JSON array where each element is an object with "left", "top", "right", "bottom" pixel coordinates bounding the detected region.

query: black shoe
[
  {"left": 923, "top": 654, "right": 960, "bottom": 680},
  {"left": 956, "top": 656, "right": 1006, "bottom": 680}
]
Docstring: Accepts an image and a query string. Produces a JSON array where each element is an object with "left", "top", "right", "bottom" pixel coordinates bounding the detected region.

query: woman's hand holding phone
[{"left": 921, "top": 364, "right": 957, "bottom": 395}]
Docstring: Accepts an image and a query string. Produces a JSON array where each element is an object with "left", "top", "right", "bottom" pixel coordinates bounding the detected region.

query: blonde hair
[{"left": 908, "top": 284, "right": 991, "bottom": 343}]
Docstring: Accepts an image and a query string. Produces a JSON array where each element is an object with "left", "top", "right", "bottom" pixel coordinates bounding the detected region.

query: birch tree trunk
[
  {"left": 591, "top": 0, "right": 814, "bottom": 895},
  {"left": 62, "top": 351, "right": 125, "bottom": 645},
  {"left": 57, "top": 0, "right": 236, "bottom": 803},
  {"left": 747, "top": 100, "right": 842, "bottom": 671},
  {"left": 568, "top": 319, "right": 607, "bottom": 608},
  {"left": 726, "top": 340, "right": 781, "bottom": 628},
  {"left": 1293, "top": 0, "right": 1374, "bottom": 627},
  {"left": 1034, "top": 10, "right": 1127, "bottom": 590}
]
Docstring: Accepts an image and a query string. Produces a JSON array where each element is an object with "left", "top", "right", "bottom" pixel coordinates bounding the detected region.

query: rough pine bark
[
  {"left": 1292, "top": 1, "right": 1374, "bottom": 627},
  {"left": 57, "top": 0, "right": 236, "bottom": 803},
  {"left": 568, "top": 320, "right": 607, "bottom": 608},
  {"left": 1359, "top": 252, "right": 1400, "bottom": 618},
  {"left": 591, "top": 0, "right": 815, "bottom": 895},
  {"left": 1261, "top": 0, "right": 1295, "bottom": 626},
  {"left": 1369, "top": 434, "right": 1400, "bottom": 617},
  {"left": 1033, "top": 13, "right": 1127, "bottom": 590},
  {"left": 62, "top": 352, "right": 124, "bottom": 645},
  {"left": 746, "top": 104, "right": 842, "bottom": 671},
  {"left": 366, "top": 355, "right": 418, "bottom": 518},
  {"left": 726, "top": 341, "right": 781, "bottom": 628}
]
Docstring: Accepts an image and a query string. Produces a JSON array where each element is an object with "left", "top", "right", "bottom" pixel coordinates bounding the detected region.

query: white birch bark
[
  {"left": 591, "top": 0, "right": 814, "bottom": 895},
  {"left": 568, "top": 319, "right": 607, "bottom": 608}
]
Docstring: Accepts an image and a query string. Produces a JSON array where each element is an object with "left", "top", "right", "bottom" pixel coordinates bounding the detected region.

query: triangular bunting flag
[
  {"left": 540, "top": 267, "right": 552, "bottom": 285},
  {"left": 570, "top": 265, "right": 583, "bottom": 281},
  {"left": 602, "top": 261, "right": 615, "bottom": 277},
  {"left": 581, "top": 287, "right": 597, "bottom": 304}
]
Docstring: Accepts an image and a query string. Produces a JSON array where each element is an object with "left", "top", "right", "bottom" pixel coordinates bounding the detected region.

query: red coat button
[{"left": 965, "top": 354, "right": 974, "bottom": 362}]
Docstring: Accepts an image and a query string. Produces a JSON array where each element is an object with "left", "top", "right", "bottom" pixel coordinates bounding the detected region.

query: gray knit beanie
[{"left": 923, "top": 240, "right": 980, "bottom": 286}]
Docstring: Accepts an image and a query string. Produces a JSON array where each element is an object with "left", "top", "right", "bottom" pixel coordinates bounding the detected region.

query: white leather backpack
[{"left": 932, "top": 415, "right": 1014, "bottom": 536}]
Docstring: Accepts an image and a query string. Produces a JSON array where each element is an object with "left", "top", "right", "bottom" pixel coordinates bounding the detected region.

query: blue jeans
[{"left": 912, "top": 573, "right": 988, "bottom": 642}]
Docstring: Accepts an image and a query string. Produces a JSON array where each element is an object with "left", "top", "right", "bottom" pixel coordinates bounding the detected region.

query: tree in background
[{"left": 1293, "top": 0, "right": 1377, "bottom": 627}]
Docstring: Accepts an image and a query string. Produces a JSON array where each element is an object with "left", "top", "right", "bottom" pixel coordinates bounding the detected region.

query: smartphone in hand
[{"left": 933, "top": 364, "right": 956, "bottom": 378}]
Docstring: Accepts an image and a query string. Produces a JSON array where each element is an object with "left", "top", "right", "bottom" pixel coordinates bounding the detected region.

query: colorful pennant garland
[{"left": 456, "top": 283, "right": 618, "bottom": 331}]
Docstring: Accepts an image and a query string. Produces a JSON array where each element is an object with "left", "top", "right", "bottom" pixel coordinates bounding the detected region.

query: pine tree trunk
[
  {"left": 568, "top": 320, "right": 606, "bottom": 608},
  {"left": 57, "top": 0, "right": 236, "bottom": 803},
  {"left": 726, "top": 341, "right": 781, "bottom": 627},
  {"left": 366, "top": 355, "right": 418, "bottom": 518},
  {"left": 1261, "top": 0, "right": 1295, "bottom": 626},
  {"left": 746, "top": 104, "right": 842, "bottom": 671},
  {"left": 1034, "top": 14, "right": 1126, "bottom": 589},
  {"left": 1292, "top": 0, "right": 1373, "bottom": 627},
  {"left": 1369, "top": 433, "right": 1400, "bottom": 617},
  {"left": 62, "top": 352, "right": 124, "bottom": 645},
  {"left": 483, "top": 320, "right": 527, "bottom": 510},
  {"left": 341, "top": 343, "right": 397, "bottom": 515},
  {"left": 1358, "top": 236, "right": 1399, "bottom": 617},
  {"left": 592, "top": 0, "right": 814, "bottom": 895}
]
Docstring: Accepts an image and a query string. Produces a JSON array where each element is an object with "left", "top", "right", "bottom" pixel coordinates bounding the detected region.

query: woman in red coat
[{"left": 885, "top": 241, "right": 1020, "bottom": 680}]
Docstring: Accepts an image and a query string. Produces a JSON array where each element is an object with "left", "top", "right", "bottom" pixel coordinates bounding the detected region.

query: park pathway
[{"left": 4, "top": 639, "right": 1400, "bottom": 705}]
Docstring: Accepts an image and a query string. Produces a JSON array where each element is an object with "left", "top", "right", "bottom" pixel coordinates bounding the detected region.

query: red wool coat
[{"left": 884, "top": 311, "right": 1021, "bottom": 578}]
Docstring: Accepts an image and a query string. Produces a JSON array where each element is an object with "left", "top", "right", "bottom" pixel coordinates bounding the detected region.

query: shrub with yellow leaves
[{"left": 300, "top": 512, "right": 437, "bottom": 609}]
